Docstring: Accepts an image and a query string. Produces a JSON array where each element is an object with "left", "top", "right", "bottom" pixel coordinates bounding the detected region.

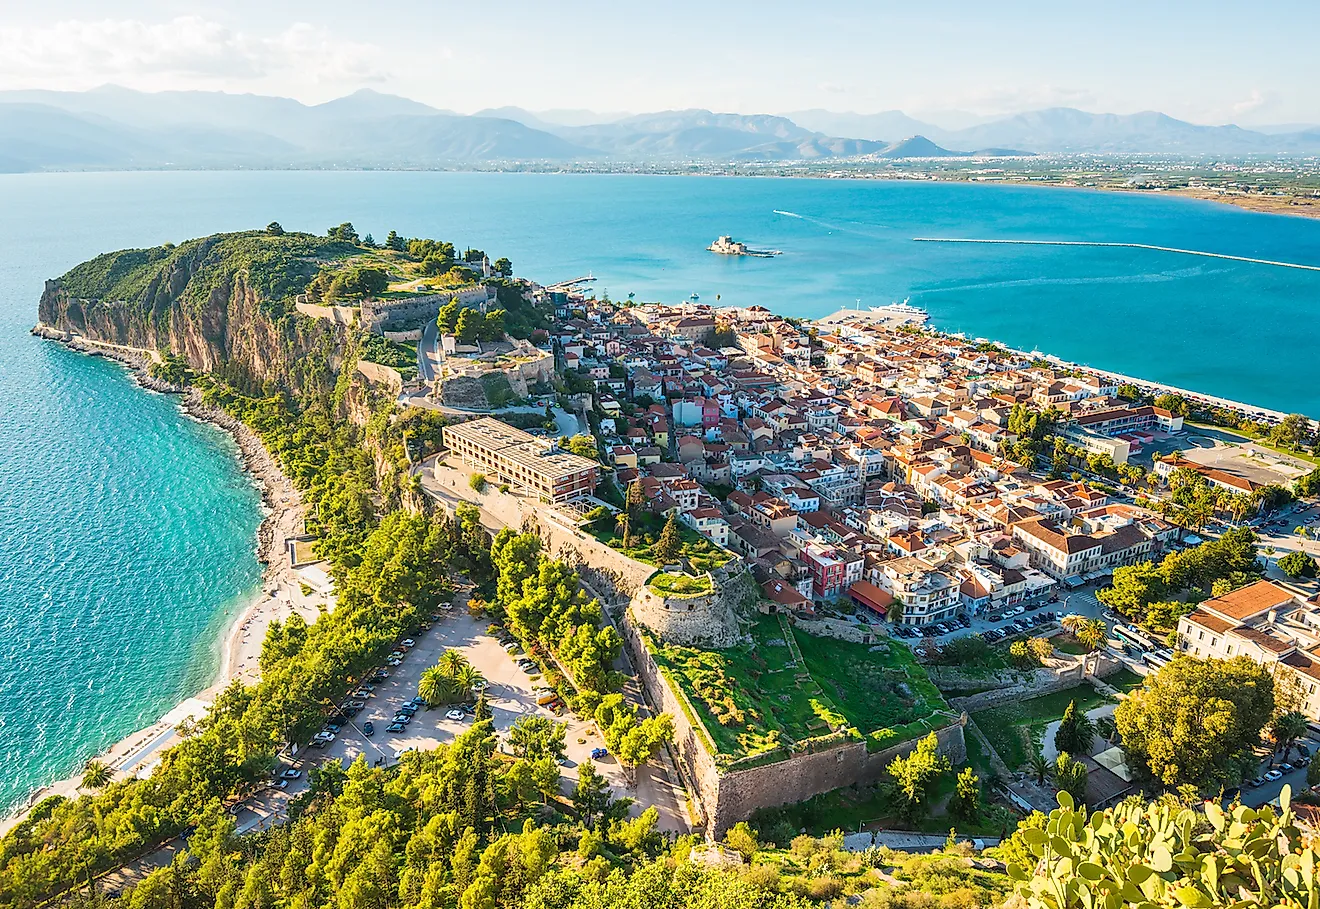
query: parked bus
[{"left": 1114, "top": 624, "right": 1156, "bottom": 652}]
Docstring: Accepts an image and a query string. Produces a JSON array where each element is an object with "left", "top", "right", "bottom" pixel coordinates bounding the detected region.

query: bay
[{"left": 2, "top": 170, "right": 1318, "bottom": 813}]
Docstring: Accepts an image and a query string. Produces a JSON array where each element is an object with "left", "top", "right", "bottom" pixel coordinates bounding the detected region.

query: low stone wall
[
  {"left": 618, "top": 605, "right": 965, "bottom": 838},
  {"left": 949, "top": 654, "right": 1121, "bottom": 712},
  {"left": 793, "top": 616, "right": 879, "bottom": 644},
  {"left": 384, "top": 328, "right": 422, "bottom": 343}
]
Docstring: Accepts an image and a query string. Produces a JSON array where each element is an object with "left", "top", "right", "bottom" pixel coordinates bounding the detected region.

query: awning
[
  {"left": 848, "top": 581, "right": 893, "bottom": 616},
  {"left": 1064, "top": 575, "right": 1085, "bottom": 588}
]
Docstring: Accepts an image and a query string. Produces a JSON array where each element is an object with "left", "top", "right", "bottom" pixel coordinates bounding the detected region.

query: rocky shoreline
[{"left": 31, "top": 323, "right": 300, "bottom": 577}]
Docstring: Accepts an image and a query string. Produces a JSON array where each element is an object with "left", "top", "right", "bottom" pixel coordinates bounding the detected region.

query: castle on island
[{"left": 707, "top": 236, "right": 779, "bottom": 257}]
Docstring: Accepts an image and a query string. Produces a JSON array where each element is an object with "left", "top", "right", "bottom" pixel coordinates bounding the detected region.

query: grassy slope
[{"left": 970, "top": 684, "right": 1113, "bottom": 770}]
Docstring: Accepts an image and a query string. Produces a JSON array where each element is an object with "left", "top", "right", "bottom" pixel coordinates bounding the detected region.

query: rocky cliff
[{"left": 37, "top": 230, "right": 354, "bottom": 391}]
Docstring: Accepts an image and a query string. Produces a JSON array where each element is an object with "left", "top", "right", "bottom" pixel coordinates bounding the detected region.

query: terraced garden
[{"left": 650, "top": 616, "right": 952, "bottom": 765}]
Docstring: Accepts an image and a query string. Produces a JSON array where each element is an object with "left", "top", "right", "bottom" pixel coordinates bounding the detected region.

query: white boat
[{"left": 868, "top": 298, "right": 927, "bottom": 318}]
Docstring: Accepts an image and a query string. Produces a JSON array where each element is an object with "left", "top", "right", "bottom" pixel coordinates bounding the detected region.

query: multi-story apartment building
[
  {"left": 443, "top": 418, "right": 598, "bottom": 503},
  {"left": 876, "top": 557, "right": 959, "bottom": 626},
  {"left": 1177, "top": 580, "right": 1320, "bottom": 723}
]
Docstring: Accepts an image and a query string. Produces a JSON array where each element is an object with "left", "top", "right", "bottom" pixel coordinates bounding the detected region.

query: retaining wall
[{"left": 618, "top": 605, "right": 965, "bottom": 838}]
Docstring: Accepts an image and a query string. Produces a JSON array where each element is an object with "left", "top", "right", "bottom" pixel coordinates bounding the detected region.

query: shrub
[{"left": 470, "top": 473, "right": 487, "bottom": 492}]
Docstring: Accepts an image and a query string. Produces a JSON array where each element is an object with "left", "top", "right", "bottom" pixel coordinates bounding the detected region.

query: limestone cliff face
[{"left": 37, "top": 231, "right": 344, "bottom": 392}]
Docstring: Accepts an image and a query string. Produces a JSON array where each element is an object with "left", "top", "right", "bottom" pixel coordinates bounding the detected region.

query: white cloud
[{"left": 0, "top": 16, "right": 391, "bottom": 90}]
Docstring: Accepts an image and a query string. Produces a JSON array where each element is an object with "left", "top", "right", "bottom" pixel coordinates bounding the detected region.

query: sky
[{"left": 1, "top": 0, "right": 1318, "bottom": 127}]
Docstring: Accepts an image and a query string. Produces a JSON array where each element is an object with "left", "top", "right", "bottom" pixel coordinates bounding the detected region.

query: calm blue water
[{"left": 2, "top": 171, "right": 1319, "bottom": 812}]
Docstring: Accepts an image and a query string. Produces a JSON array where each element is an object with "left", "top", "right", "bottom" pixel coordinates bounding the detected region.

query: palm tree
[
  {"left": 80, "top": 760, "right": 112, "bottom": 791},
  {"left": 1028, "top": 751, "right": 1053, "bottom": 787},
  {"left": 436, "top": 648, "right": 468, "bottom": 677},
  {"left": 1271, "top": 711, "right": 1309, "bottom": 762},
  {"left": 453, "top": 664, "right": 485, "bottom": 700},
  {"left": 418, "top": 665, "right": 455, "bottom": 707},
  {"left": 1073, "top": 618, "right": 1107, "bottom": 652}
]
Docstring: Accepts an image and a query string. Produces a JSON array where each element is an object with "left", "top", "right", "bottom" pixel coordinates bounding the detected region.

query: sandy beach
[{"left": 2, "top": 336, "right": 320, "bottom": 836}]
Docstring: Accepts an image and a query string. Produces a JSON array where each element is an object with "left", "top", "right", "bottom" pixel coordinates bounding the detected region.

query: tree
[
  {"left": 724, "top": 822, "right": 759, "bottom": 859},
  {"left": 1270, "top": 711, "right": 1309, "bottom": 761},
  {"left": 564, "top": 434, "right": 598, "bottom": 461},
  {"left": 419, "top": 665, "right": 455, "bottom": 706},
  {"left": 654, "top": 512, "right": 681, "bottom": 565},
  {"left": 886, "top": 732, "right": 951, "bottom": 819},
  {"left": 1098, "top": 561, "right": 1167, "bottom": 620},
  {"left": 625, "top": 479, "right": 645, "bottom": 521},
  {"left": 1028, "top": 751, "right": 1053, "bottom": 786},
  {"left": 1053, "top": 752, "right": 1088, "bottom": 804},
  {"left": 265, "top": 221, "right": 284, "bottom": 235},
  {"left": 1270, "top": 413, "right": 1312, "bottom": 450},
  {"left": 80, "top": 760, "right": 112, "bottom": 790},
  {"left": 1054, "top": 700, "right": 1095, "bottom": 756},
  {"left": 473, "top": 689, "right": 492, "bottom": 722},
  {"left": 507, "top": 715, "right": 567, "bottom": 762},
  {"left": 614, "top": 714, "right": 675, "bottom": 782},
  {"left": 456, "top": 308, "right": 480, "bottom": 344},
  {"left": 326, "top": 222, "right": 359, "bottom": 242},
  {"left": 1114, "top": 655, "right": 1275, "bottom": 788},
  {"left": 531, "top": 755, "right": 560, "bottom": 804},
  {"left": 1278, "top": 550, "right": 1318, "bottom": 579},
  {"left": 1309, "top": 760, "right": 1320, "bottom": 788},
  {"left": 1296, "top": 467, "right": 1320, "bottom": 498},
  {"left": 438, "top": 300, "right": 461, "bottom": 333},
  {"left": 493, "top": 257, "right": 512, "bottom": 275},
  {"left": 1062, "top": 615, "right": 1106, "bottom": 651},
  {"left": 482, "top": 309, "right": 505, "bottom": 340},
  {"left": 1027, "top": 637, "right": 1054, "bottom": 661},
  {"left": 950, "top": 767, "right": 981, "bottom": 821},
  {"left": 573, "top": 761, "right": 611, "bottom": 830},
  {"left": 385, "top": 230, "right": 405, "bottom": 251},
  {"left": 470, "top": 473, "right": 487, "bottom": 493}
]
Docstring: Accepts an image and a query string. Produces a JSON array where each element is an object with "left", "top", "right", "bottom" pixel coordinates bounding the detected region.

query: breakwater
[{"left": 912, "top": 237, "right": 1320, "bottom": 272}]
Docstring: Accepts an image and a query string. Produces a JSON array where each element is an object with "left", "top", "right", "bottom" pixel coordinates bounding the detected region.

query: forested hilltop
[{"left": 12, "top": 224, "right": 1320, "bottom": 909}]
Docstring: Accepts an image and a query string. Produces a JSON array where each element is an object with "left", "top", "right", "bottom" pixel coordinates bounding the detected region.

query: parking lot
[
  {"left": 236, "top": 592, "right": 687, "bottom": 834},
  {"left": 885, "top": 583, "right": 1111, "bottom": 647},
  {"left": 1242, "top": 738, "right": 1319, "bottom": 808}
]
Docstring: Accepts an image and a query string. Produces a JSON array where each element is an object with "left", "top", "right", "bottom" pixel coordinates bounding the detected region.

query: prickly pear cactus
[{"left": 1009, "top": 786, "right": 1320, "bottom": 909}]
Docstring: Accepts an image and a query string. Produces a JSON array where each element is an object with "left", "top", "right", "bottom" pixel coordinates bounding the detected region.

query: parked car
[
  {"left": 392, "top": 713, "right": 412, "bottom": 724},
  {"left": 363, "top": 721, "right": 375, "bottom": 736},
  {"left": 1248, "top": 776, "right": 1265, "bottom": 788},
  {"left": 401, "top": 639, "right": 416, "bottom": 648},
  {"left": 445, "top": 709, "right": 466, "bottom": 721},
  {"left": 590, "top": 747, "right": 608, "bottom": 760},
  {"left": 1281, "top": 762, "right": 1295, "bottom": 773},
  {"left": 387, "top": 722, "right": 406, "bottom": 733},
  {"left": 398, "top": 704, "right": 417, "bottom": 716},
  {"left": 1265, "top": 769, "right": 1284, "bottom": 781},
  {"left": 280, "top": 768, "right": 302, "bottom": 780},
  {"left": 387, "top": 658, "right": 403, "bottom": 667}
]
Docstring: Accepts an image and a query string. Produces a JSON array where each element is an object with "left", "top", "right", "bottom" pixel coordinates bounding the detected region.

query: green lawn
[
  {"left": 648, "top": 571, "right": 713, "bottom": 597},
  {"left": 970, "top": 685, "right": 1114, "bottom": 770},
  {"left": 650, "top": 618, "right": 951, "bottom": 764},
  {"left": 793, "top": 629, "right": 953, "bottom": 751},
  {"left": 1104, "top": 667, "right": 1146, "bottom": 693}
]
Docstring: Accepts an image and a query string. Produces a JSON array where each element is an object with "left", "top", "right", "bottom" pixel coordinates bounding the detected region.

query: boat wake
[{"left": 772, "top": 209, "right": 803, "bottom": 218}]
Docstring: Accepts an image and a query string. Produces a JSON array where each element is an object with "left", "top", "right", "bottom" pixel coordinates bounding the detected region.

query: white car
[
  {"left": 1265, "top": 769, "right": 1284, "bottom": 782},
  {"left": 387, "top": 658, "right": 403, "bottom": 667},
  {"left": 394, "top": 747, "right": 416, "bottom": 760},
  {"left": 401, "top": 639, "right": 416, "bottom": 648},
  {"left": 445, "top": 709, "right": 466, "bottom": 721}
]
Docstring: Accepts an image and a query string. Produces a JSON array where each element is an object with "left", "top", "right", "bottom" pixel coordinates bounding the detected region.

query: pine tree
[
  {"left": 654, "top": 512, "right": 681, "bottom": 565},
  {"left": 625, "top": 480, "right": 645, "bottom": 521},
  {"left": 474, "top": 690, "right": 492, "bottom": 722},
  {"left": 1054, "top": 699, "right": 1095, "bottom": 756}
]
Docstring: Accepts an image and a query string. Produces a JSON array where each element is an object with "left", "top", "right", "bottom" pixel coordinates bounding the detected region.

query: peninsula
[{"left": 8, "top": 220, "right": 1320, "bottom": 909}]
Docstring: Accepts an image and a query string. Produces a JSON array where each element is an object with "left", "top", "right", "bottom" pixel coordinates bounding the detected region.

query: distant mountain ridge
[{"left": 2, "top": 86, "right": 1318, "bottom": 172}]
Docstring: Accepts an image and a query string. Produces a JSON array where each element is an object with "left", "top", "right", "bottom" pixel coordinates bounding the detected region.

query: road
[
  {"left": 1241, "top": 737, "right": 1319, "bottom": 809},
  {"left": 418, "top": 317, "right": 440, "bottom": 384}
]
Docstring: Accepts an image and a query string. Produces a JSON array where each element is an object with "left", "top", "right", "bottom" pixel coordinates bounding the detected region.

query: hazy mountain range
[{"left": 1, "top": 86, "right": 1318, "bottom": 172}]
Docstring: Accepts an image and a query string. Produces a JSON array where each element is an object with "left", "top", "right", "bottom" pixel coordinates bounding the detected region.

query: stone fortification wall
[
  {"left": 362, "top": 286, "right": 491, "bottom": 332},
  {"left": 617, "top": 605, "right": 965, "bottom": 838},
  {"left": 296, "top": 302, "right": 357, "bottom": 325},
  {"left": 630, "top": 584, "right": 745, "bottom": 649},
  {"left": 355, "top": 360, "right": 405, "bottom": 394}
]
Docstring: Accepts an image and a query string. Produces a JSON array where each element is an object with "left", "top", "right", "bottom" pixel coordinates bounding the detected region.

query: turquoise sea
[{"left": 2, "top": 171, "right": 1320, "bottom": 814}]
